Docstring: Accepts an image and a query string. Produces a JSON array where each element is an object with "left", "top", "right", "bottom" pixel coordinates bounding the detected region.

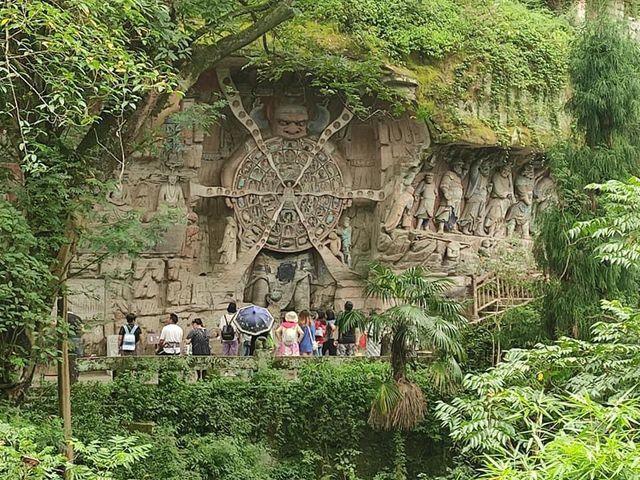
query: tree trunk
[{"left": 391, "top": 327, "right": 408, "bottom": 382}]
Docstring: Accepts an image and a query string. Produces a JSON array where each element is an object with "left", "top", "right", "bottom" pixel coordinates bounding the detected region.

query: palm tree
[{"left": 344, "top": 262, "right": 466, "bottom": 431}]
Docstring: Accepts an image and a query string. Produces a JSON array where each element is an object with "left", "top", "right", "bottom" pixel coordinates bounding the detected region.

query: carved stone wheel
[{"left": 231, "top": 137, "right": 347, "bottom": 252}]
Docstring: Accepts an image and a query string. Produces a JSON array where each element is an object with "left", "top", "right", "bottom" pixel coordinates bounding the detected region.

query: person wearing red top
[{"left": 314, "top": 310, "right": 327, "bottom": 357}]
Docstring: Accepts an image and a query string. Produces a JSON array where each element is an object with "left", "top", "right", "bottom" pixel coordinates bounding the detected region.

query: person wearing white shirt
[{"left": 157, "top": 313, "right": 183, "bottom": 355}]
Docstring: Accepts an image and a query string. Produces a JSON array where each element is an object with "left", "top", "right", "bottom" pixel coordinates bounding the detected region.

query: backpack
[
  {"left": 122, "top": 324, "right": 138, "bottom": 351},
  {"left": 282, "top": 326, "right": 298, "bottom": 346},
  {"left": 221, "top": 315, "right": 236, "bottom": 342}
]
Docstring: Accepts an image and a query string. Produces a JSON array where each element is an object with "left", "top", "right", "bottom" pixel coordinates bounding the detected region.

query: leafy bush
[
  {"left": 0, "top": 201, "right": 55, "bottom": 397},
  {"left": 25, "top": 362, "right": 450, "bottom": 479},
  {"left": 261, "top": 0, "right": 572, "bottom": 124},
  {"left": 0, "top": 417, "right": 150, "bottom": 480},
  {"left": 436, "top": 300, "right": 640, "bottom": 478}
]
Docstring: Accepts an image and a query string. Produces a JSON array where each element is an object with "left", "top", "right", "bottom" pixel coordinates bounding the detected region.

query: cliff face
[
  {"left": 68, "top": 1, "right": 573, "bottom": 354},
  {"left": 249, "top": 0, "right": 574, "bottom": 149}
]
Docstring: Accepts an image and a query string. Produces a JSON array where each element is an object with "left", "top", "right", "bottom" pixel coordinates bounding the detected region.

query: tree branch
[
  {"left": 193, "top": 0, "right": 280, "bottom": 40},
  {"left": 189, "top": 1, "right": 295, "bottom": 78},
  {"left": 76, "top": 1, "right": 294, "bottom": 158}
]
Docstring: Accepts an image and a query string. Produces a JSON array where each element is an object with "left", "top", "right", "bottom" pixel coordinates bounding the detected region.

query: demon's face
[{"left": 272, "top": 105, "right": 309, "bottom": 139}]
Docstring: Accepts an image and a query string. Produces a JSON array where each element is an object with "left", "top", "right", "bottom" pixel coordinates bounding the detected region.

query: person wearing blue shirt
[{"left": 298, "top": 310, "right": 316, "bottom": 356}]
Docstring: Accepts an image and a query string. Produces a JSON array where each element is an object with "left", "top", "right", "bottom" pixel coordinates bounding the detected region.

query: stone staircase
[{"left": 471, "top": 272, "right": 538, "bottom": 321}]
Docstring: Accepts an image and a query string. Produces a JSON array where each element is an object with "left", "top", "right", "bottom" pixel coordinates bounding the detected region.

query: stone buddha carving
[
  {"left": 105, "top": 184, "right": 132, "bottom": 219},
  {"left": 158, "top": 174, "right": 186, "bottom": 212}
]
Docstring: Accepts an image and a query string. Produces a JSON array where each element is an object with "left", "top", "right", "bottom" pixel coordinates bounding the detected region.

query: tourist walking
[
  {"left": 314, "top": 310, "right": 327, "bottom": 357},
  {"left": 118, "top": 313, "right": 141, "bottom": 356},
  {"left": 275, "top": 311, "right": 303, "bottom": 356},
  {"left": 219, "top": 302, "right": 239, "bottom": 356},
  {"left": 157, "top": 313, "right": 183, "bottom": 355},
  {"left": 322, "top": 310, "right": 338, "bottom": 356},
  {"left": 337, "top": 301, "right": 357, "bottom": 357},
  {"left": 298, "top": 310, "right": 315, "bottom": 356},
  {"left": 186, "top": 318, "right": 210, "bottom": 380}
]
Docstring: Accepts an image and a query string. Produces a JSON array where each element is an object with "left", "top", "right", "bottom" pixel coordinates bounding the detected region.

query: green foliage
[
  {"left": 568, "top": 11, "right": 640, "bottom": 148},
  {"left": 302, "top": 0, "right": 466, "bottom": 60},
  {"left": 0, "top": 0, "right": 183, "bottom": 171},
  {"left": 0, "top": 201, "right": 55, "bottom": 394},
  {"left": 260, "top": 0, "right": 571, "bottom": 134},
  {"left": 82, "top": 204, "right": 184, "bottom": 259},
  {"left": 464, "top": 302, "right": 546, "bottom": 370},
  {"left": 436, "top": 300, "right": 640, "bottom": 478},
  {"left": 355, "top": 264, "right": 466, "bottom": 432},
  {"left": 0, "top": 417, "right": 151, "bottom": 480},
  {"left": 23, "top": 361, "right": 449, "bottom": 479},
  {"left": 570, "top": 177, "right": 640, "bottom": 269},
  {"left": 169, "top": 100, "right": 228, "bottom": 132},
  {"left": 183, "top": 434, "right": 308, "bottom": 480},
  {"left": 365, "top": 264, "right": 466, "bottom": 386},
  {"left": 535, "top": 12, "right": 640, "bottom": 338}
]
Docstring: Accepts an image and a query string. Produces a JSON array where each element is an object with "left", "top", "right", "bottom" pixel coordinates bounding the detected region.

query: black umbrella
[{"left": 235, "top": 305, "right": 274, "bottom": 336}]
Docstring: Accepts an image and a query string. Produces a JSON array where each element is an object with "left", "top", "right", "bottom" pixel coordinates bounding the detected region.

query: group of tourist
[{"left": 117, "top": 301, "right": 380, "bottom": 359}]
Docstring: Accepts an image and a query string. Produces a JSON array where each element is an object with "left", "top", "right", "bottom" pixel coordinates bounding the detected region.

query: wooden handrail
[{"left": 471, "top": 272, "right": 538, "bottom": 321}]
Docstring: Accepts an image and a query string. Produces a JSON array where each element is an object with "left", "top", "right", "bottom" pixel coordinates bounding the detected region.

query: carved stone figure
[
  {"left": 383, "top": 180, "right": 415, "bottom": 233},
  {"left": 158, "top": 175, "right": 187, "bottom": 212},
  {"left": 132, "top": 259, "right": 164, "bottom": 315},
  {"left": 218, "top": 216, "right": 238, "bottom": 264},
  {"left": 133, "top": 259, "right": 164, "bottom": 299},
  {"left": 266, "top": 291, "right": 283, "bottom": 324},
  {"left": 377, "top": 226, "right": 412, "bottom": 262},
  {"left": 435, "top": 161, "right": 465, "bottom": 233},
  {"left": 105, "top": 184, "right": 132, "bottom": 219},
  {"left": 414, "top": 172, "right": 437, "bottom": 230},
  {"left": 325, "top": 231, "right": 344, "bottom": 263},
  {"left": 402, "top": 232, "right": 439, "bottom": 265},
  {"left": 246, "top": 251, "right": 313, "bottom": 311},
  {"left": 506, "top": 163, "right": 535, "bottom": 239},
  {"left": 459, "top": 160, "right": 491, "bottom": 236},
  {"left": 478, "top": 238, "right": 496, "bottom": 257},
  {"left": 271, "top": 103, "right": 309, "bottom": 139},
  {"left": 180, "top": 212, "right": 201, "bottom": 258},
  {"left": 167, "top": 259, "right": 192, "bottom": 306},
  {"left": 134, "top": 182, "right": 154, "bottom": 215},
  {"left": 443, "top": 241, "right": 462, "bottom": 269},
  {"left": 484, "top": 165, "right": 513, "bottom": 237},
  {"left": 533, "top": 176, "right": 557, "bottom": 226},
  {"left": 340, "top": 217, "right": 353, "bottom": 267}
]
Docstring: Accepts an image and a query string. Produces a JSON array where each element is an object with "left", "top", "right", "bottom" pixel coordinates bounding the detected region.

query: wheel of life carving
[{"left": 231, "top": 137, "right": 348, "bottom": 253}]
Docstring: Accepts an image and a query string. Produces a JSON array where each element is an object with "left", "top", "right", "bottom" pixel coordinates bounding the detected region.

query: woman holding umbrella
[{"left": 235, "top": 304, "right": 276, "bottom": 355}]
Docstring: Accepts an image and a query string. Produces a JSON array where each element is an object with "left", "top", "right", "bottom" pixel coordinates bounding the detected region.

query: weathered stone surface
[{"left": 71, "top": 67, "right": 551, "bottom": 353}]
